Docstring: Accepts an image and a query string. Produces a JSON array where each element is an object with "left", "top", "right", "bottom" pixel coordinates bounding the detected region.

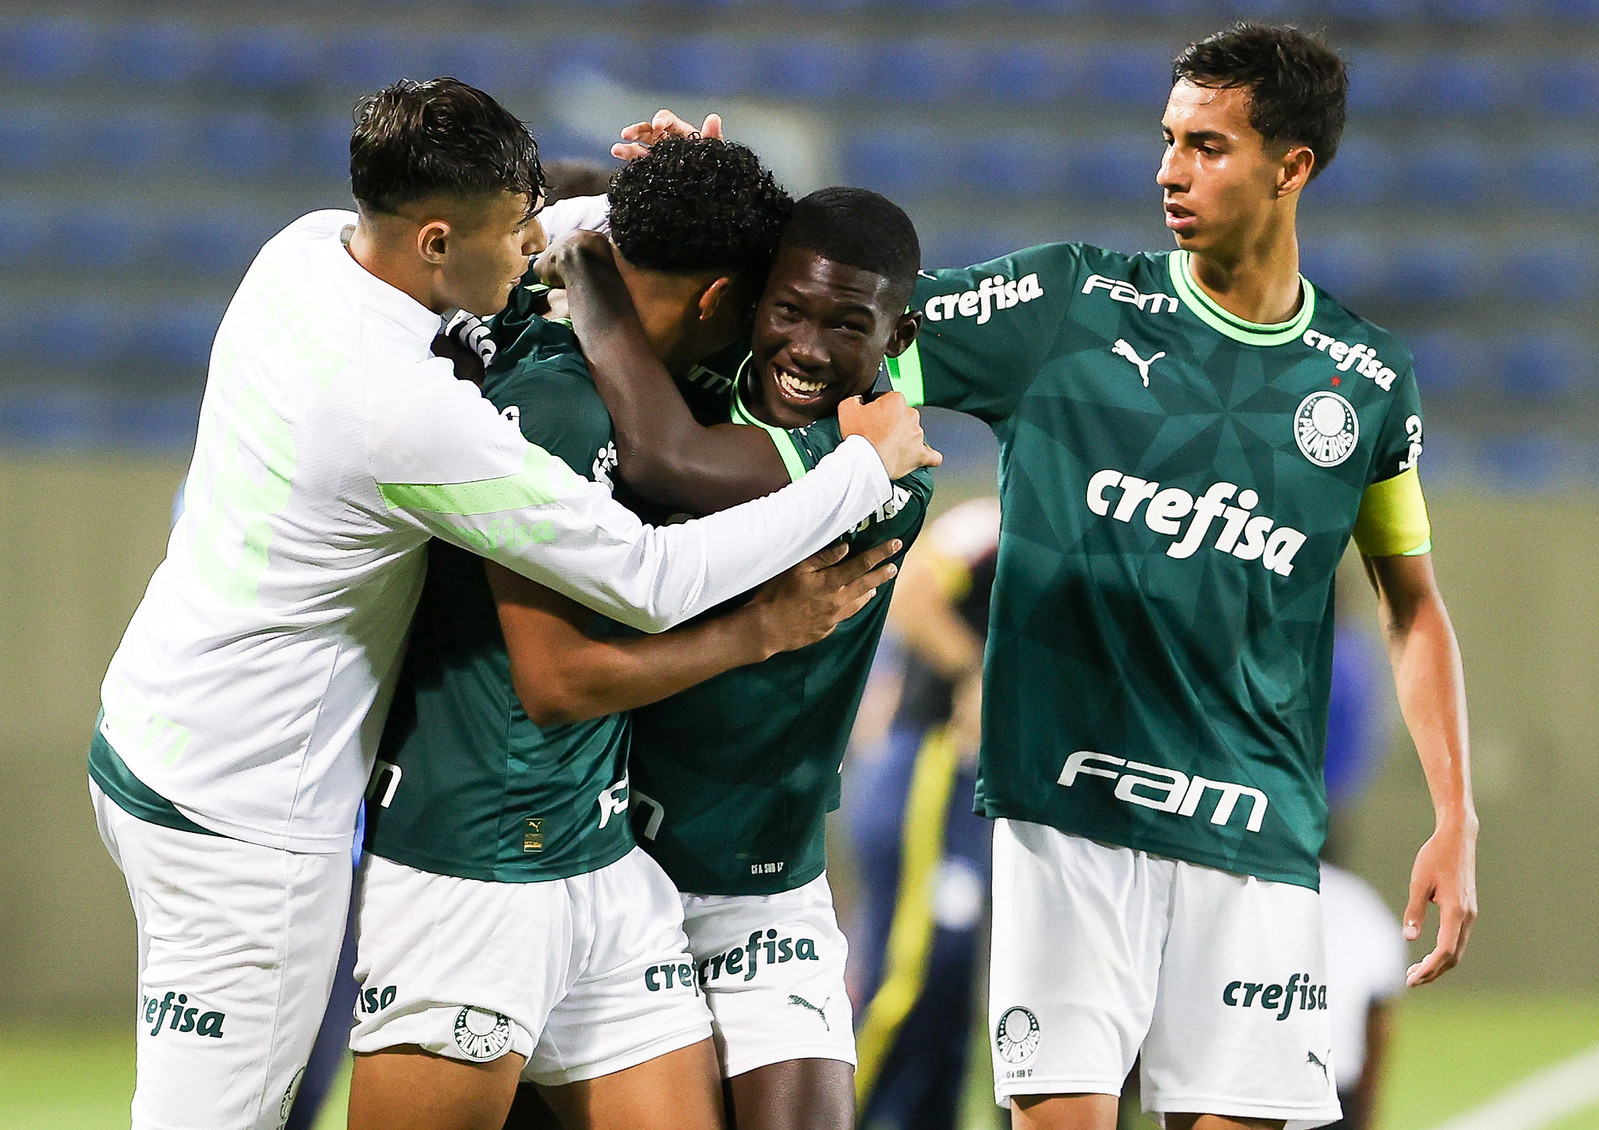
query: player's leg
[
  {"left": 521, "top": 848, "right": 720, "bottom": 1128},
  {"left": 988, "top": 820, "right": 1170, "bottom": 1130},
  {"left": 92, "top": 781, "right": 348, "bottom": 1130},
  {"left": 1138, "top": 859, "right": 1339, "bottom": 1130},
  {"left": 349, "top": 1046, "right": 524, "bottom": 1130},
  {"left": 538, "top": 1039, "right": 724, "bottom": 1130},
  {"left": 682, "top": 876, "right": 858, "bottom": 1130},
  {"left": 346, "top": 855, "right": 571, "bottom": 1130},
  {"left": 725, "top": 1056, "right": 854, "bottom": 1130}
]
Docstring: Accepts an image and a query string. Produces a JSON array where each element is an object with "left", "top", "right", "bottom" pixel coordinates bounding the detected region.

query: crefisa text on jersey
[
  {"left": 1086, "top": 472, "right": 1307, "bottom": 576},
  {"left": 921, "top": 272, "right": 1045, "bottom": 325},
  {"left": 1302, "top": 329, "right": 1398, "bottom": 391}
]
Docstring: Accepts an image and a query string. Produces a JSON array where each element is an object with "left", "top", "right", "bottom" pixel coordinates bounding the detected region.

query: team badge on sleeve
[
  {"left": 994, "top": 1005, "right": 1041, "bottom": 1065},
  {"left": 1293, "top": 391, "right": 1359, "bottom": 467},
  {"left": 453, "top": 1006, "right": 513, "bottom": 1061}
]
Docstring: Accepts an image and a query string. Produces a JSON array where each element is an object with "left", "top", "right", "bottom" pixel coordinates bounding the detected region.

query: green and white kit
[{"left": 892, "top": 243, "right": 1429, "bottom": 889}]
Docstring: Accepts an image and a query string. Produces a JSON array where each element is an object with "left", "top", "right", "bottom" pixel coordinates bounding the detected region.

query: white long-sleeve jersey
[{"left": 100, "top": 210, "right": 892, "bottom": 853}]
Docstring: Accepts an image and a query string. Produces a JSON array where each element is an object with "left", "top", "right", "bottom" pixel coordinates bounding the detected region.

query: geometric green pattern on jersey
[
  {"left": 628, "top": 369, "right": 935, "bottom": 895},
  {"left": 890, "top": 245, "right": 1425, "bottom": 889},
  {"left": 363, "top": 290, "right": 633, "bottom": 882}
]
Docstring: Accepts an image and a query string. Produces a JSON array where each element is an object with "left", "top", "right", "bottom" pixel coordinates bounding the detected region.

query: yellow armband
[{"left": 1353, "top": 466, "right": 1432, "bottom": 557}]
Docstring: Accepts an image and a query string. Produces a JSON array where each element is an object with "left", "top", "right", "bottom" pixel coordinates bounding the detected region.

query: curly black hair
[
  {"left": 1173, "top": 23, "right": 1347, "bottom": 179},
  {"left": 608, "top": 136, "right": 792, "bottom": 278},
  {"left": 351, "top": 77, "right": 544, "bottom": 216}
]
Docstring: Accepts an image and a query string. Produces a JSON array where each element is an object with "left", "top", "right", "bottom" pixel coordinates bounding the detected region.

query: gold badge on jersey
[{"left": 523, "top": 817, "right": 545, "bottom": 853}]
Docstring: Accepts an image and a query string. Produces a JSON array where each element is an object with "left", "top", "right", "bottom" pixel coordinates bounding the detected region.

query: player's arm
[
  {"left": 540, "top": 230, "right": 796, "bottom": 513},
  {"left": 1347, "top": 998, "right": 1394, "bottom": 1128},
  {"left": 487, "top": 539, "right": 900, "bottom": 725},
  {"left": 1356, "top": 465, "right": 1476, "bottom": 986},
  {"left": 371, "top": 358, "right": 930, "bottom": 633}
]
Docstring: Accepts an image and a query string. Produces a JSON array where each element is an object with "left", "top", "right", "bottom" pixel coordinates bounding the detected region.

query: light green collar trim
[
  {"left": 731, "top": 355, "right": 808, "bottom": 483},
  {"left": 1168, "top": 250, "right": 1314, "bottom": 347},
  {"left": 884, "top": 339, "right": 925, "bottom": 407}
]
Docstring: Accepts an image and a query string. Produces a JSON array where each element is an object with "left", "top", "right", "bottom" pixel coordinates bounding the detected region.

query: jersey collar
[
  {"left": 1168, "top": 249, "right": 1314, "bottom": 347},
  {"left": 732, "top": 354, "right": 810, "bottom": 483}
]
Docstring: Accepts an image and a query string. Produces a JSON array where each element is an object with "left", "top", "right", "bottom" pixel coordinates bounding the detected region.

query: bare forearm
[
  {"left": 889, "top": 569, "right": 983, "bottom": 679},
  {"left": 519, "top": 608, "right": 774, "bottom": 726}
]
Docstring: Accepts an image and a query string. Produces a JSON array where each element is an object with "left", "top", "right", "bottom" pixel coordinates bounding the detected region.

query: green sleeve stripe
[
  {"left": 731, "top": 377, "right": 809, "bottom": 483},
  {"left": 379, "top": 446, "right": 561, "bottom": 515},
  {"left": 1403, "top": 538, "right": 1432, "bottom": 556},
  {"left": 885, "top": 340, "right": 926, "bottom": 407}
]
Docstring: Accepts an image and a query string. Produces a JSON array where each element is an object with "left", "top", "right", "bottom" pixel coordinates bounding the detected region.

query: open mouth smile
[{"left": 772, "top": 365, "right": 829, "bottom": 404}]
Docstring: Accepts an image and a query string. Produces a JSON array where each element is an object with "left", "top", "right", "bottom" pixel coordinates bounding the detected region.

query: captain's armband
[{"left": 1353, "top": 467, "right": 1432, "bottom": 557}]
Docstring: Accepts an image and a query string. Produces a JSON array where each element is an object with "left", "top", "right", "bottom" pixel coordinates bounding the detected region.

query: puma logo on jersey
[
  {"left": 788, "top": 994, "right": 832, "bottom": 1031},
  {"left": 1085, "top": 470, "right": 1307, "bottom": 576},
  {"left": 1111, "top": 339, "right": 1165, "bottom": 385},
  {"left": 921, "top": 273, "right": 1044, "bottom": 325},
  {"left": 1058, "top": 751, "right": 1268, "bottom": 833},
  {"left": 1308, "top": 1050, "right": 1330, "bottom": 1078},
  {"left": 595, "top": 775, "right": 628, "bottom": 829},
  {"left": 1082, "top": 274, "right": 1179, "bottom": 314},
  {"left": 1301, "top": 329, "right": 1397, "bottom": 391}
]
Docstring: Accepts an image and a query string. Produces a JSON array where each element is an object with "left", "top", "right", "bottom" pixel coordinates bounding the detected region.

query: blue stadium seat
[
  {"left": 1501, "top": 241, "right": 1595, "bottom": 307},
  {"left": 0, "top": 15, "right": 103, "bottom": 82},
  {"left": 0, "top": 107, "right": 68, "bottom": 176},
  {"left": 955, "top": 133, "right": 1069, "bottom": 199},
  {"left": 970, "top": 43, "right": 1080, "bottom": 105},
  {"left": 1422, "top": 0, "right": 1518, "bottom": 23},
  {"left": 1342, "top": 49, "right": 1418, "bottom": 118},
  {"left": 1403, "top": 329, "right": 1485, "bottom": 398},
  {"left": 298, "top": 116, "right": 353, "bottom": 183},
  {"left": 648, "top": 35, "right": 761, "bottom": 98},
  {"left": 50, "top": 205, "right": 159, "bottom": 273},
  {"left": 1324, "top": 0, "right": 1426, "bottom": 21},
  {"left": 83, "top": 109, "right": 187, "bottom": 177},
  {"left": 1522, "top": 143, "right": 1599, "bottom": 209},
  {"left": 758, "top": 37, "right": 871, "bottom": 101},
  {"left": 865, "top": 39, "right": 977, "bottom": 104},
  {"left": 1062, "top": 137, "right": 1156, "bottom": 207},
  {"left": 1310, "top": 136, "right": 1396, "bottom": 207},
  {"left": 837, "top": 127, "right": 949, "bottom": 197},
  {"left": 195, "top": 112, "right": 294, "bottom": 180},
  {"left": 1496, "top": 332, "right": 1585, "bottom": 400},
  {"left": 0, "top": 202, "right": 47, "bottom": 269},
  {"left": 23, "top": 303, "right": 122, "bottom": 370},
  {"left": 106, "top": 19, "right": 213, "bottom": 85},
  {"left": 1383, "top": 238, "right": 1486, "bottom": 306},
  {"left": 1300, "top": 234, "right": 1390, "bottom": 308},
  {"left": 922, "top": 230, "right": 1026, "bottom": 271},
  {"left": 165, "top": 209, "right": 282, "bottom": 280},
  {"left": 1533, "top": 57, "right": 1599, "bottom": 118},
  {"left": 124, "top": 304, "right": 225, "bottom": 373},
  {"left": 1410, "top": 52, "right": 1514, "bottom": 118},
  {"left": 434, "top": 35, "right": 547, "bottom": 97},
  {"left": 1478, "top": 434, "right": 1568, "bottom": 491},
  {"left": 1397, "top": 138, "right": 1499, "bottom": 207},
  {"left": 320, "top": 30, "right": 445, "bottom": 93},
  {"left": 1538, "top": 0, "right": 1599, "bottom": 19},
  {"left": 1080, "top": 44, "right": 1170, "bottom": 109},
  {"left": 207, "top": 26, "right": 320, "bottom": 92}
]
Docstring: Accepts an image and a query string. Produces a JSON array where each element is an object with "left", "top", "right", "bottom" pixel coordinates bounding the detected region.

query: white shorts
[
  {"left": 989, "top": 821, "right": 1342, "bottom": 1130},
  {"left": 92, "top": 780, "right": 350, "bottom": 1130},
  {"left": 351, "top": 848, "right": 713, "bottom": 1086},
  {"left": 681, "top": 873, "right": 856, "bottom": 1078}
]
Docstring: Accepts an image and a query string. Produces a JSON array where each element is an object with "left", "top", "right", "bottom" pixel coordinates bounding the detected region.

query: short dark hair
[
  {"left": 350, "top": 77, "right": 544, "bottom": 216},
  {"left": 608, "top": 136, "right": 792, "bottom": 277},
  {"left": 782, "top": 187, "right": 921, "bottom": 309},
  {"left": 1172, "top": 23, "right": 1347, "bottom": 179}
]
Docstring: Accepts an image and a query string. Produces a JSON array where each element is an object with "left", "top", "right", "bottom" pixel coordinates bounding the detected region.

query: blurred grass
[{"left": 3, "top": 994, "right": 1596, "bottom": 1129}]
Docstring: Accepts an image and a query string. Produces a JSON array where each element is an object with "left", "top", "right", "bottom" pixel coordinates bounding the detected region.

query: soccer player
[
  {"left": 88, "top": 81, "right": 932, "bottom": 1130},
  {"left": 611, "top": 21, "right": 1481, "bottom": 1129},
  {"left": 346, "top": 135, "right": 905, "bottom": 1130},
  {"left": 880, "top": 25, "right": 1477, "bottom": 1130},
  {"left": 541, "top": 186, "right": 932, "bottom": 1130}
]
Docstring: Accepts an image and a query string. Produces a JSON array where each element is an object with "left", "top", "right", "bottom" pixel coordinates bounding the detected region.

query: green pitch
[{"left": 4, "top": 994, "right": 1597, "bottom": 1129}]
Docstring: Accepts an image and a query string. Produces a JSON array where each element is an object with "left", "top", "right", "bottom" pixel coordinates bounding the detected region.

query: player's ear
[
  {"left": 697, "top": 275, "right": 736, "bottom": 322},
  {"left": 418, "top": 219, "right": 451, "bottom": 266},
  {"left": 883, "top": 310, "right": 923, "bottom": 358},
  {"left": 1277, "top": 144, "right": 1315, "bottom": 197}
]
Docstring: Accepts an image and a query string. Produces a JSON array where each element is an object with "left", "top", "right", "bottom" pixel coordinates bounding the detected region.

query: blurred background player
[
  {"left": 540, "top": 185, "right": 934, "bottom": 1130},
  {"left": 846, "top": 496, "right": 1001, "bottom": 1130}
]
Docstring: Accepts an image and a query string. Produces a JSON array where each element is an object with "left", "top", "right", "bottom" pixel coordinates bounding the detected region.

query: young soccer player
[
  {"left": 541, "top": 186, "right": 932, "bottom": 1130},
  {"left": 347, "top": 141, "right": 928, "bottom": 1130},
  {"left": 611, "top": 20, "right": 1479, "bottom": 1128},
  {"left": 88, "top": 82, "right": 929, "bottom": 1130}
]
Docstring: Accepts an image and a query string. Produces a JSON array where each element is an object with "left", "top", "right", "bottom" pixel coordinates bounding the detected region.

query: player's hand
[
  {"left": 747, "top": 539, "right": 901, "bottom": 656},
  {"left": 1402, "top": 816, "right": 1478, "bottom": 986},
  {"left": 611, "top": 109, "right": 724, "bottom": 161},
  {"left": 534, "top": 229, "right": 614, "bottom": 291},
  {"left": 838, "top": 391, "right": 943, "bottom": 480}
]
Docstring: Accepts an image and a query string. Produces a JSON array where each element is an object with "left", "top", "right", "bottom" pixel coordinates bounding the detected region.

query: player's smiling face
[
  {"left": 1158, "top": 81, "right": 1294, "bottom": 258},
  {"left": 748, "top": 244, "right": 918, "bottom": 429}
]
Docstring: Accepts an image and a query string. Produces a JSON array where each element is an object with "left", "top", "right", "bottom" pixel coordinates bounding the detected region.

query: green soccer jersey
[
  {"left": 363, "top": 291, "right": 632, "bottom": 882},
  {"left": 627, "top": 372, "right": 934, "bottom": 896},
  {"left": 889, "top": 245, "right": 1426, "bottom": 889}
]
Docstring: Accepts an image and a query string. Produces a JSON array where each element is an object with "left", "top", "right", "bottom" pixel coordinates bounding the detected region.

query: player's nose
[{"left": 523, "top": 218, "right": 548, "bottom": 258}]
